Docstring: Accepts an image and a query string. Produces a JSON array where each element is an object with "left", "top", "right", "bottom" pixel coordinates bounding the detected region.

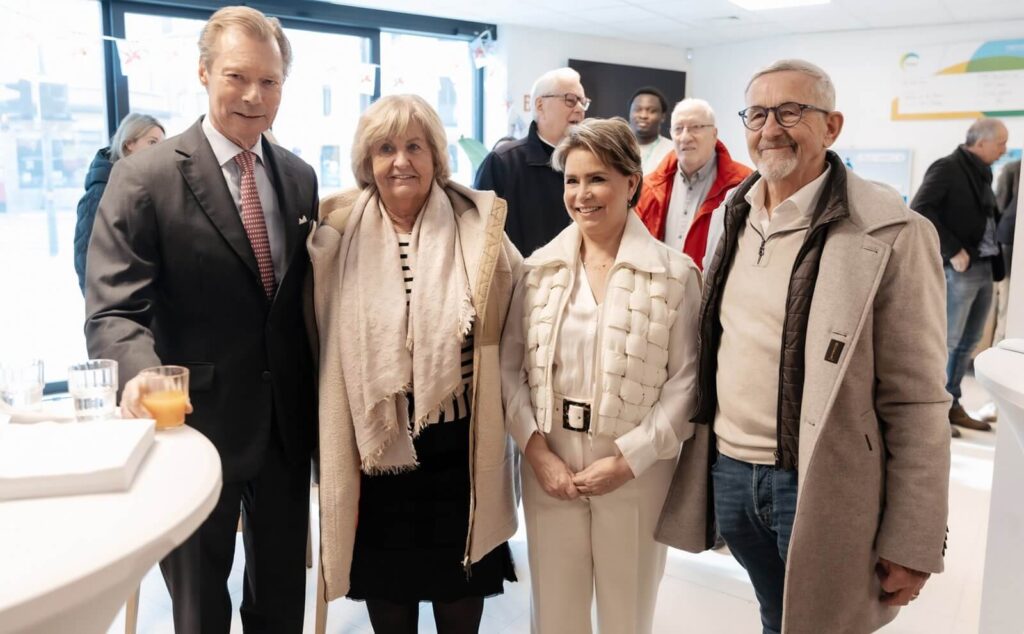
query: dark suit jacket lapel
[
  {"left": 261, "top": 139, "right": 304, "bottom": 284},
  {"left": 176, "top": 119, "right": 261, "bottom": 284}
]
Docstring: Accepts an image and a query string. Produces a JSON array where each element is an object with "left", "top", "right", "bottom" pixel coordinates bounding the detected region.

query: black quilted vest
[{"left": 692, "top": 151, "right": 850, "bottom": 470}]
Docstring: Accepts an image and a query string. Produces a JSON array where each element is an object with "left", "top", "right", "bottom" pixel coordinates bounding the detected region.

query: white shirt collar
[
  {"left": 745, "top": 164, "right": 831, "bottom": 235},
  {"left": 201, "top": 115, "right": 265, "bottom": 168},
  {"left": 536, "top": 131, "right": 559, "bottom": 148}
]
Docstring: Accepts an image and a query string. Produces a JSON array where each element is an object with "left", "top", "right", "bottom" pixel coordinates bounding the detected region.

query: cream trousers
[{"left": 522, "top": 422, "right": 675, "bottom": 634}]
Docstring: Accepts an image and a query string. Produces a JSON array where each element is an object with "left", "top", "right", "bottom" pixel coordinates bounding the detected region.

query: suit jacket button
[{"left": 262, "top": 371, "right": 272, "bottom": 382}]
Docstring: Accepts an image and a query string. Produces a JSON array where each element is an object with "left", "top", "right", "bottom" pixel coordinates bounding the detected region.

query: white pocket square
[{"left": 298, "top": 215, "right": 309, "bottom": 225}]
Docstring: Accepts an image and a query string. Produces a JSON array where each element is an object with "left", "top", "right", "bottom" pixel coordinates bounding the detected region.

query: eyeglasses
[
  {"left": 738, "top": 102, "right": 830, "bottom": 131},
  {"left": 672, "top": 123, "right": 715, "bottom": 135},
  {"left": 541, "top": 93, "right": 592, "bottom": 111}
]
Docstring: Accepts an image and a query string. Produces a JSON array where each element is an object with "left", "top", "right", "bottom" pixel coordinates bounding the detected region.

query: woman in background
[{"left": 74, "top": 112, "right": 164, "bottom": 292}]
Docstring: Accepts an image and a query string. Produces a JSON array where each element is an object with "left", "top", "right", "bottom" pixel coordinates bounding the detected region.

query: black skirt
[{"left": 347, "top": 416, "right": 516, "bottom": 603}]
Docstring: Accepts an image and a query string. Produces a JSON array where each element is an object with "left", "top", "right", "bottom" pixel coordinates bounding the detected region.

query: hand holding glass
[{"left": 139, "top": 366, "right": 190, "bottom": 430}]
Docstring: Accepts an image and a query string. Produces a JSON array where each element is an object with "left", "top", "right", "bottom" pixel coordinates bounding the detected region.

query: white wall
[
  {"left": 686, "top": 20, "right": 1024, "bottom": 193},
  {"left": 483, "top": 25, "right": 690, "bottom": 147}
]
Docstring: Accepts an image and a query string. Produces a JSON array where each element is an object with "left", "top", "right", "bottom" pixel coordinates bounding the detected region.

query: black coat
[
  {"left": 74, "top": 147, "right": 113, "bottom": 293},
  {"left": 996, "top": 160, "right": 1020, "bottom": 273},
  {"left": 85, "top": 119, "right": 318, "bottom": 482},
  {"left": 911, "top": 146, "right": 1004, "bottom": 280},
  {"left": 474, "top": 121, "right": 568, "bottom": 257}
]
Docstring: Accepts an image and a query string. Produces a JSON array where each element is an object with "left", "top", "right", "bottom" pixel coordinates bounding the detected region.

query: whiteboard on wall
[
  {"left": 835, "top": 149, "right": 913, "bottom": 202},
  {"left": 893, "top": 38, "right": 1024, "bottom": 120}
]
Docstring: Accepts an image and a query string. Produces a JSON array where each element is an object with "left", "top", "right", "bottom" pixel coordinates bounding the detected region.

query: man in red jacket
[{"left": 635, "top": 98, "right": 752, "bottom": 270}]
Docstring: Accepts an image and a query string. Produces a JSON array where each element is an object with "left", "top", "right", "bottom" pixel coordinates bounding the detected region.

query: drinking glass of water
[
  {"left": 68, "top": 359, "right": 119, "bottom": 422},
  {"left": 0, "top": 360, "right": 44, "bottom": 410}
]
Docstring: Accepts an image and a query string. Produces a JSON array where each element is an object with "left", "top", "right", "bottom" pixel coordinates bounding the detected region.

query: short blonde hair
[
  {"left": 551, "top": 117, "right": 643, "bottom": 208},
  {"left": 199, "top": 6, "right": 292, "bottom": 77},
  {"left": 351, "top": 94, "right": 451, "bottom": 190},
  {"left": 110, "top": 113, "right": 164, "bottom": 162}
]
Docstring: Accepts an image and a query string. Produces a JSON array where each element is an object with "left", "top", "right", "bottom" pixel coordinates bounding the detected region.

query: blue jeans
[
  {"left": 945, "top": 259, "right": 993, "bottom": 402},
  {"left": 712, "top": 454, "right": 799, "bottom": 634}
]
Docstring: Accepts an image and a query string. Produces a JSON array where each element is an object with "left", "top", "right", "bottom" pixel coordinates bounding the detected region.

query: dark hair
[{"left": 628, "top": 86, "right": 668, "bottom": 114}]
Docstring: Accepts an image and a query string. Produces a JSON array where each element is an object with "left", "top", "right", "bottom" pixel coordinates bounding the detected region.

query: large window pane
[
  {"left": 380, "top": 33, "right": 478, "bottom": 186},
  {"left": 271, "top": 29, "right": 372, "bottom": 192},
  {"left": 0, "top": 0, "right": 106, "bottom": 382},
  {"left": 123, "top": 13, "right": 372, "bottom": 194},
  {"left": 121, "top": 13, "right": 208, "bottom": 138}
]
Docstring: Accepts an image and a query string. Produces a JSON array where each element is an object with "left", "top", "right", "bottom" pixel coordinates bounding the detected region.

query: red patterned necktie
[{"left": 233, "top": 151, "right": 276, "bottom": 300}]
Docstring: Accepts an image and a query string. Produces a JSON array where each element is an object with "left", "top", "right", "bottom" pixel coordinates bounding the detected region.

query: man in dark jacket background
[
  {"left": 912, "top": 117, "right": 1008, "bottom": 434},
  {"left": 996, "top": 157, "right": 1020, "bottom": 272},
  {"left": 474, "top": 67, "right": 587, "bottom": 256}
]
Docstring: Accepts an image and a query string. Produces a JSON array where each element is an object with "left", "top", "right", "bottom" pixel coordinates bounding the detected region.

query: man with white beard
[{"left": 659, "top": 59, "right": 951, "bottom": 633}]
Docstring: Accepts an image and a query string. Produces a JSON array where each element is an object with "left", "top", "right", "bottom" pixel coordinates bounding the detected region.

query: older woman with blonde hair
[
  {"left": 308, "top": 94, "right": 520, "bottom": 633},
  {"left": 501, "top": 117, "right": 704, "bottom": 633}
]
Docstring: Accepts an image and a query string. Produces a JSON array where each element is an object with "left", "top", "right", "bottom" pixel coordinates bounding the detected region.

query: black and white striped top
[{"left": 398, "top": 235, "right": 474, "bottom": 424}]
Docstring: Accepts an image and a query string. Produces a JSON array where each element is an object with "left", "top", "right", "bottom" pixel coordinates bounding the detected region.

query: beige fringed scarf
[{"left": 337, "top": 182, "right": 475, "bottom": 474}]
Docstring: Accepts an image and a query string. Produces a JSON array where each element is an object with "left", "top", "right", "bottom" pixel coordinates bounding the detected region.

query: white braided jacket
[{"left": 501, "top": 212, "right": 703, "bottom": 476}]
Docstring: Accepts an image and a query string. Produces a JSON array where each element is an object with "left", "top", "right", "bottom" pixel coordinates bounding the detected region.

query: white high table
[
  {"left": 0, "top": 425, "right": 222, "bottom": 633},
  {"left": 974, "top": 340, "right": 1024, "bottom": 633}
]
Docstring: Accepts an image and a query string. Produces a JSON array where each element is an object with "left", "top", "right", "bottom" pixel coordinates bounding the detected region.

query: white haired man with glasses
[
  {"left": 635, "top": 98, "right": 751, "bottom": 270},
  {"left": 475, "top": 67, "right": 590, "bottom": 256},
  {"left": 657, "top": 59, "right": 951, "bottom": 633}
]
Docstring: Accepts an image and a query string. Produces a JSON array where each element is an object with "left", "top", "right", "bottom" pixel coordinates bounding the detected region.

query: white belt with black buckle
[{"left": 560, "top": 397, "right": 591, "bottom": 433}]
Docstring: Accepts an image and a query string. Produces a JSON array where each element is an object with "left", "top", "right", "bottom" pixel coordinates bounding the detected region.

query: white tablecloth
[{"left": 0, "top": 425, "right": 222, "bottom": 633}]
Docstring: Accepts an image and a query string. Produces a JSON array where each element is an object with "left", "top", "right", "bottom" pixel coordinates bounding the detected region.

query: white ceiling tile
[
  {"left": 521, "top": 0, "right": 628, "bottom": 11},
  {"left": 640, "top": 0, "right": 768, "bottom": 22},
  {"left": 559, "top": 4, "right": 685, "bottom": 24},
  {"left": 315, "top": 0, "right": 1023, "bottom": 48},
  {"left": 945, "top": 0, "right": 1024, "bottom": 22},
  {"left": 645, "top": 29, "right": 723, "bottom": 47}
]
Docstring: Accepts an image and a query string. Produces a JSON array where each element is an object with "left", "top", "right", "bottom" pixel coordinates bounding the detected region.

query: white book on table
[{"left": 0, "top": 418, "right": 155, "bottom": 500}]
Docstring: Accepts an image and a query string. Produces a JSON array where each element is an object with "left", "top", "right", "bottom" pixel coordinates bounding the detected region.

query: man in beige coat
[{"left": 657, "top": 59, "right": 951, "bottom": 633}]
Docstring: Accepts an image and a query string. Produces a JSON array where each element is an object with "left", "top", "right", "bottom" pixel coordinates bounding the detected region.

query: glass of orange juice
[{"left": 139, "top": 366, "right": 190, "bottom": 430}]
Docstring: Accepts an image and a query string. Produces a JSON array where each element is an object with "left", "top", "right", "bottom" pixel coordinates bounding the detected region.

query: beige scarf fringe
[{"left": 337, "top": 183, "right": 474, "bottom": 474}]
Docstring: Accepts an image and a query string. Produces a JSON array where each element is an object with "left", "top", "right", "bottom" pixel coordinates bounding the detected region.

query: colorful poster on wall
[
  {"left": 835, "top": 148, "right": 913, "bottom": 202},
  {"left": 892, "top": 38, "right": 1024, "bottom": 120}
]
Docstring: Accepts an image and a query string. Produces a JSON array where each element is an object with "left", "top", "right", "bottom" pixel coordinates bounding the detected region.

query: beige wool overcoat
[
  {"left": 307, "top": 182, "right": 522, "bottom": 600},
  {"left": 657, "top": 169, "right": 952, "bottom": 634}
]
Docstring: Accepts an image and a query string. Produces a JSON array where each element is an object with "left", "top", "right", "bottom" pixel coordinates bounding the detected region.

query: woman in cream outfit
[
  {"left": 501, "top": 117, "right": 702, "bottom": 633},
  {"left": 309, "top": 94, "right": 520, "bottom": 633}
]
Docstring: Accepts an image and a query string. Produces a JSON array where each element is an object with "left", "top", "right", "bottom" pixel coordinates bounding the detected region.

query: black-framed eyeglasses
[
  {"left": 541, "top": 93, "right": 592, "bottom": 111},
  {"left": 738, "top": 102, "right": 831, "bottom": 131}
]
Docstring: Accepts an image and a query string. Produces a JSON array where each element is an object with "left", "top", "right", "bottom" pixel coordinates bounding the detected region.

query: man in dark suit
[
  {"left": 85, "top": 6, "right": 317, "bottom": 632},
  {"left": 912, "top": 117, "right": 1008, "bottom": 436}
]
